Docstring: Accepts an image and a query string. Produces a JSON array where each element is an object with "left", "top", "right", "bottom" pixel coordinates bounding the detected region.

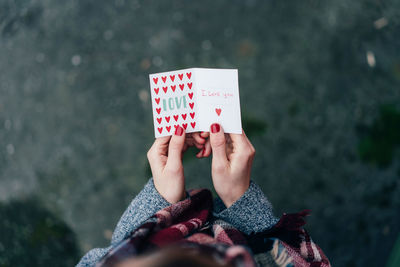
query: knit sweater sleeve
[
  {"left": 212, "top": 180, "right": 279, "bottom": 235},
  {"left": 76, "top": 178, "right": 170, "bottom": 267}
]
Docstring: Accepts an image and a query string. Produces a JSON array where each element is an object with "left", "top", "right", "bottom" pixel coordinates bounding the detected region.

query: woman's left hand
[{"left": 147, "top": 126, "right": 187, "bottom": 204}]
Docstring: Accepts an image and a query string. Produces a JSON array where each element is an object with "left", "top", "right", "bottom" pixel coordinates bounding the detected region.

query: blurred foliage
[
  {"left": 0, "top": 198, "right": 80, "bottom": 266},
  {"left": 357, "top": 105, "right": 400, "bottom": 167}
]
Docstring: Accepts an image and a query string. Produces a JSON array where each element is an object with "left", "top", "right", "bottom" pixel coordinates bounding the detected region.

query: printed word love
[{"left": 161, "top": 95, "right": 187, "bottom": 112}]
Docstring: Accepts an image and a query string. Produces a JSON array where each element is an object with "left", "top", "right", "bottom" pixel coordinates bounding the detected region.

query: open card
[{"left": 149, "top": 68, "right": 242, "bottom": 138}]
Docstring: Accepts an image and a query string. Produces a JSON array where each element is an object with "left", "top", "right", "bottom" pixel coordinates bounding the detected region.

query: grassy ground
[{"left": 1, "top": 0, "right": 400, "bottom": 266}]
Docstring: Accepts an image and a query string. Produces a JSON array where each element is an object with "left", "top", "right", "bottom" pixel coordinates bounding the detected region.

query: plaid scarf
[{"left": 97, "top": 188, "right": 330, "bottom": 267}]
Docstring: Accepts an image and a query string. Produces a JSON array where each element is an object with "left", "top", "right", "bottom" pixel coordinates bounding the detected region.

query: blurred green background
[{"left": 1, "top": 0, "right": 400, "bottom": 266}]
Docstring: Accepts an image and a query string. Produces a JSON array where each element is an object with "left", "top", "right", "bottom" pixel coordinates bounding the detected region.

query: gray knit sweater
[{"left": 76, "top": 178, "right": 278, "bottom": 266}]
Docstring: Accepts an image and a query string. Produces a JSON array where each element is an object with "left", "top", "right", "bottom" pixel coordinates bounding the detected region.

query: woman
[{"left": 77, "top": 123, "right": 330, "bottom": 267}]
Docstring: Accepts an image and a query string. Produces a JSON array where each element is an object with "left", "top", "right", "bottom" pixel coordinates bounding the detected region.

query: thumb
[
  {"left": 209, "top": 123, "right": 228, "bottom": 166},
  {"left": 166, "top": 126, "right": 186, "bottom": 169}
]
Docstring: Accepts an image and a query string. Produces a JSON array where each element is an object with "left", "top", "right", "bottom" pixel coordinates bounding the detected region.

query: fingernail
[
  {"left": 175, "top": 126, "right": 183, "bottom": 136},
  {"left": 211, "top": 123, "right": 220, "bottom": 133}
]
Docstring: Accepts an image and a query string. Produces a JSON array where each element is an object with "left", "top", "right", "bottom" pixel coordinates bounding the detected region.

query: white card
[{"left": 149, "top": 68, "right": 242, "bottom": 138}]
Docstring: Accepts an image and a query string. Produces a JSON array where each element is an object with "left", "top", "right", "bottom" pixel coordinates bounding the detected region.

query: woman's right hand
[
  {"left": 147, "top": 126, "right": 187, "bottom": 204},
  {"left": 208, "top": 123, "right": 255, "bottom": 208}
]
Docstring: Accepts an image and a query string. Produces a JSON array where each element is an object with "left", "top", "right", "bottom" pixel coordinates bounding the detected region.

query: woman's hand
[
  {"left": 208, "top": 123, "right": 255, "bottom": 208},
  {"left": 147, "top": 126, "right": 187, "bottom": 204}
]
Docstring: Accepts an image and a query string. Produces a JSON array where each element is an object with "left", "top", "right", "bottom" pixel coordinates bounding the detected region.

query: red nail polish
[
  {"left": 175, "top": 125, "right": 183, "bottom": 136},
  {"left": 211, "top": 123, "right": 220, "bottom": 133},
  {"left": 201, "top": 148, "right": 205, "bottom": 156}
]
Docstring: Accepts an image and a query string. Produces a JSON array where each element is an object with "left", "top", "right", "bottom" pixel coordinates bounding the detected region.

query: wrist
[
  {"left": 218, "top": 182, "right": 250, "bottom": 208},
  {"left": 162, "top": 190, "right": 186, "bottom": 204},
  {"left": 154, "top": 185, "right": 186, "bottom": 204}
]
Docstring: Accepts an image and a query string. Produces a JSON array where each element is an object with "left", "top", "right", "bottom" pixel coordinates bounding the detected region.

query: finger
[
  {"left": 166, "top": 126, "right": 186, "bottom": 169},
  {"left": 148, "top": 136, "right": 170, "bottom": 162},
  {"left": 200, "top": 131, "right": 209, "bottom": 139},
  {"left": 186, "top": 135, "right": 205, "bottom": 149},
  {"left": 186, "top": 136, "right": 204, "bottom": 149},
  {"left": 147, "top": 136, "right": 171, "bottom": 174},
  {"left": 195, "top": 142, "right": 208, "bottom": 158},
  {"left": 209, "top": 123, "right": 228, "bottom": 165},
  {"left": 225, "top": 133, "right": 234, "bottom": 155},
  {"left": 191, "top": 132, "right": 206, "bottom": 145},
  {"left": 229, "top": 129, "right": 255, "bottom": 161},
  {"left": 154, "top": 136, "right": 171, "bottom": 146},
  {"left": 196, "top": 148, "right": 203, "bottom": 158},
  {"left": 202, "top": 138, "right": 212, "bottom": 157},
  {"left": 194, "top": 142, "right": 204, "bottom": 150},
  {"left": 242, "top": 129, "right": 255, "bottom": 151},
  {"left": 185, "top": 137, "right": 195, "bottom": 147},
  {"left": 195, "top": 139, "right": 210, "bottom": 158},
  {"left": 229, "top": 129, "right": 252, "bottom": 150}
]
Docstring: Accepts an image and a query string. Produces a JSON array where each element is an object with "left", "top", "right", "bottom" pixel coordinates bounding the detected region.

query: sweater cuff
[
  {"left": 143, "top": 178, "right": 172, "bottom": 207},
  {"left": 212, "top": 180, "right": 279, "bottom": 235},
  {"left": 110, "top": 178, "right": 170, "bottom": 245}
]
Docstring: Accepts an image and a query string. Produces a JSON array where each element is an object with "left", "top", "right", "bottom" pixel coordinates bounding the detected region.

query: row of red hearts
[
  {"left": 154, "top": 102, "right": 194, "bottom": 114},
  {"left": 153, "top": 72, "right": 192, "bottom": 85},
  {"left": 157, "top": 122, "right": 196, "bottom": 134},
  {"left": 156, "top": 113, "right": 195, "bottom": 125},
  {"left": 153, "top": 83, "right": 193, "bottom": 94}
]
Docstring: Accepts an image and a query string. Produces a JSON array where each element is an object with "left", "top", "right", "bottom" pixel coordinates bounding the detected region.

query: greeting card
[{"left": 149, "top": 68, "right": 242, "bottom": 138}]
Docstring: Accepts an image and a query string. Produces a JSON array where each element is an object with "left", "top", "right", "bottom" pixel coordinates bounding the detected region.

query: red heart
[
  {"left": 186, "top": 72, "right": 192, "bottom": 79},
  {"left": 156, "top": 117, "right": 162, "bottom": 124},
  {"left": 156, "top": 108, "right": 161, "bottom": 114},
  {"left": 190, "top": 112, "right": 195, "bottom": 119},
  {"left": 189, "top": 102, "right": 194, "bottom": 109},
  {"left": 179, "top": 84, "right": 184, "bottom": 91},
  {"left": 187, "top": 82, "right": 192, "bottom": 89},
  {"left": 157, "top": 127, "right": 163, "bottom": 134},
  {"left": 171, "top": 85, "right": 176, "bottom": 92},
  {"left": 182, "top": 123, "right": 188, "bottom": 130},
  {"left": 173, "top": 115, "right": 179, "bottom": 121},
  {"left": 155, "top": 98, "right": 160, "bottom": 105},
  {"left": 166, "top": 126, "right": 171, "bottom": 132},
  {"left": 165, "top": 116, "right": 170, "bottom": 123},
  {"left": 215, "top": 108, "right": 222, "bottom": 116},
  {"left": 182, "top": 114, "right": 187, "bottom": 120},
  {"left": 163, "top": 86, "right": 168, "bottom": 93},
  {"left": 161, "top": 76, "right": 167, "bottom": 83},
  {"left": 174, "top": 124, "right": 179, "bottom": 129},
  {"left": 188, "top": 92, "right": 193, "bottom": 99},
  {"left": 178, "top": 74, "right": 184, "bottom": 80},
  {"left": 191, "top": 122, "right": 196, "bottom": 129},
  {"left": 153, "top": 77, "right": 158, "bottom": 84},
  {"left": 170, "top": 75, "right": 175, "bottom": 82},
  {"left": 154, "top": 88, "right": 159, "bottom": 94}
]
